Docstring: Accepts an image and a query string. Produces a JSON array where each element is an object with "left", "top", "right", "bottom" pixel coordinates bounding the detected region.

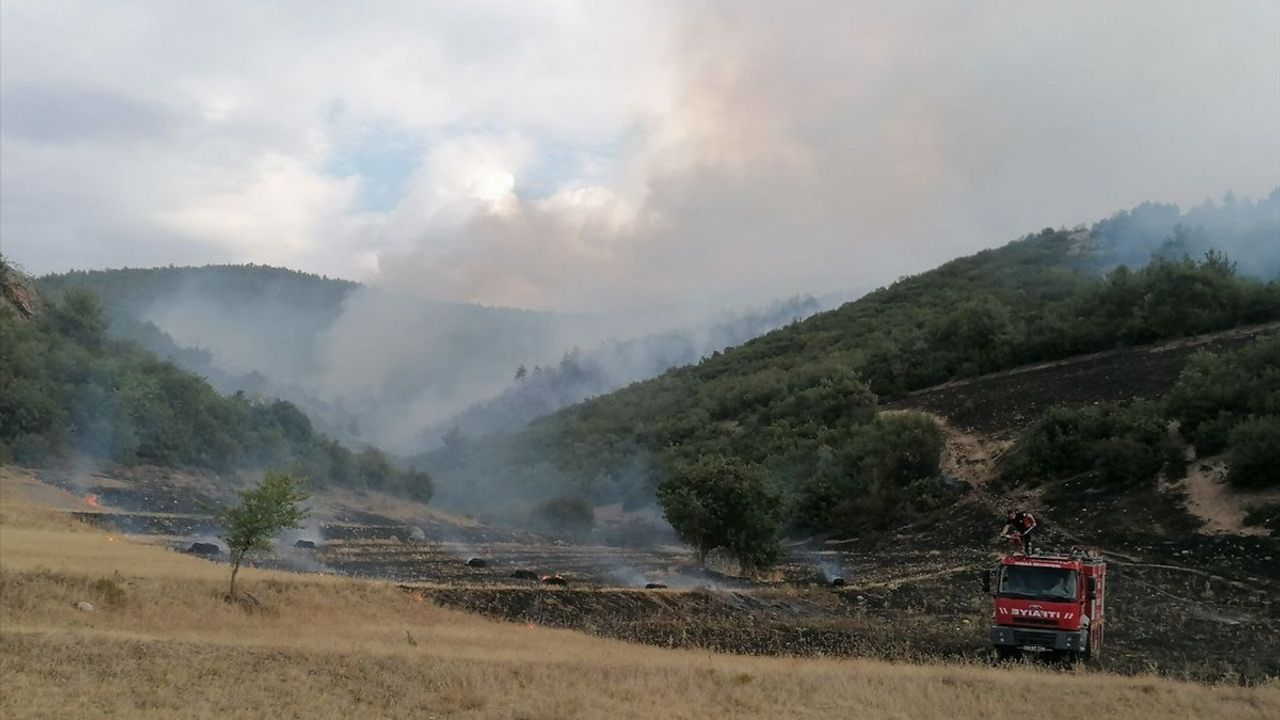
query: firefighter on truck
[{"left": 999, "top": 508, "right": 1037, "bottom": 554}]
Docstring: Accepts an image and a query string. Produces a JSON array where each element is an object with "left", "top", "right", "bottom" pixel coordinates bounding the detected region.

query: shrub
[
  {"left": 535, "top": 496, "right": 595, "bottom": 536},
  {"left": 1091, "top": 437, "right": 1162, "bottom": 485},
  {"left": 1227, "top": 417, "right": 1280, "bottom": 489},
  {"left": 1167, "top": 337, "right": 1280, "bottom": 454},
  {"left": 1006, "top": 402, "right": 1165, "bottom": 487},
  {"left": 90, "top": 575, "right": 127, "bottom": 606}
]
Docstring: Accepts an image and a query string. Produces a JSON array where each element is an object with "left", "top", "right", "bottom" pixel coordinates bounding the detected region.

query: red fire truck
[{"left": 983, "top": 548, "right": 1106, "bottom": 659}]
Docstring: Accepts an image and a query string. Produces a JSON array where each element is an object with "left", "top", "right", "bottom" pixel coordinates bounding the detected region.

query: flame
[
  {"left": 83, "top": 494, "right": 100, "bottom": 508},
  {"left": 106, "top": 536, "right": 118, "bottom": 543},
  {"left": 411, "top": 591, "right": 425, "bottom": 605}
]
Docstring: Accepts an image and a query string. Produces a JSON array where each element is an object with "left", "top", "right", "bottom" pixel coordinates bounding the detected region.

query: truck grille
[{"left": 1012, "top": 630, "right": 1057, "bottom": 647}]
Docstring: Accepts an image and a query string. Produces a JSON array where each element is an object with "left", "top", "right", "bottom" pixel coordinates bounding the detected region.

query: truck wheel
[
  {"left": 995, "top": 646, "right": 1020, "bottom": 662},
  {"left": 1085, "top": 632, "right": 1100, "bottom": 660}
]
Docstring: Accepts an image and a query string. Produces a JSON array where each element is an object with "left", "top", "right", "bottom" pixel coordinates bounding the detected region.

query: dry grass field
[{"left": 1, "top": 470, "right": 1278, "bottom": 720}]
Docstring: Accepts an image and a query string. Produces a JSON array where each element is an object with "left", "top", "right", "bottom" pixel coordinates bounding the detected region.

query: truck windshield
[{"left": 999, "top": 566, "right": 1077, "bottom": 602}]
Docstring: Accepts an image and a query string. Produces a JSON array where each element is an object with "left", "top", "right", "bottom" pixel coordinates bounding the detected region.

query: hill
[
  {"left": 34, "top": 266, "right": 830, "bottom": 452},
  {"left": 0, "top": 257, "right": 432, "bottom": 499},
  {"left": 418, "top": 195, "right": 1280, "bottom": 529},
  {"left": 422, "top": 295, "right": 826, "bottom": 442},
  {"left": 33, "top": 264, "right": 576, "bottom": 449}
]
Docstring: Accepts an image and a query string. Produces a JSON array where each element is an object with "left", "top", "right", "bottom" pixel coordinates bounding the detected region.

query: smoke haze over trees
[
  {"left": 419, "top": 204, "right": 1279, "bottom": 533},
  {"left": 424, "top": 295, "right": 825, "bottom": 442},
  {"left": 0, "top": 258, "right": 432, "bottom": 500},
  {"left": 35, "top": 267, "right": 833, "bottom": 453}
]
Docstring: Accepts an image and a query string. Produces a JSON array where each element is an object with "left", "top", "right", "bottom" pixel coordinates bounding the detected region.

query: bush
[
  {"left": 535, "top": 496, "right": 595, "bottom": 536},
  {"left": 1006, "top": 402, "right": 1165, "bottom": 485},
  {"left": 852, "top": 413, "right": 945, "bottom": 487},
  {"left": 1167, "top": 337, "right": 1280, "bottom": 454},
  {"left": 401, "top": 469, "right": 435, "bottom": 503},
  {"left": 791, "top": 413, "right": 946, "bottom": 535},
  {"left": 1227, "top": 417, "right": 1280, "bottom": 489},
  {"left": 1091, "top": 437, "right": 1162, "bottom": 485},
  {"left": 90, "top": 575, "right": 127, "bottom": 606}
]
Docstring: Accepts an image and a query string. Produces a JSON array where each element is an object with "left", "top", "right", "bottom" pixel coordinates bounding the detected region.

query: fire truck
[{"left": 983, "top": 548, "right": 1106, "bottom": 659}]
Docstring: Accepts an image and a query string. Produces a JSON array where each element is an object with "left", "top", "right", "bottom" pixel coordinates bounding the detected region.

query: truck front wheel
[{"left": 995, "top": 646, "right": 1020, "bottom": 662}]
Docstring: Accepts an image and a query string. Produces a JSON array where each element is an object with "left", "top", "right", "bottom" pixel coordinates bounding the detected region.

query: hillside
[
  {"left": 34, "top": 265, "right": 577, "bottom": 449},
  {"left": 0, "top": 258, "right": 431, "bottom": 499},
  {"left": 419, "top": 197, "right": 1280, "bottom": 528},
  {"left": 35, "top": 266, "right": 830, "bottom": 451},
  {"left": 422, "top": 295, "right": 826, "bottom": 442}
]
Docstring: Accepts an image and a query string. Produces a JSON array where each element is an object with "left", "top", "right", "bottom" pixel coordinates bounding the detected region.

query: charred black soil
[
  {"left": 885, "top": 322, "right": 1280, "bottom": 437},
  {"left": 51, "top": 462, "right": 1279, "bottom": 683}
]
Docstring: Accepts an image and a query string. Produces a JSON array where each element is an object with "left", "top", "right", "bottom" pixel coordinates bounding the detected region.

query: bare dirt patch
[{"left": 1180, "top": 458, "right": 1280, "bottom": 537}]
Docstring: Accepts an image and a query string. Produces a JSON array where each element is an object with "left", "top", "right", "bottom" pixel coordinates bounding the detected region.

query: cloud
[{"left": 2, "top": 1, "right": 1277, "bottom": 310}]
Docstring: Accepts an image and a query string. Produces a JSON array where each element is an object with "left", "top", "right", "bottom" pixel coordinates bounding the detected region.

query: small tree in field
[
  {"left": 656, "top": 456, "right": 782, "bottom": 572},
  {"left": 214, "top": 470, "right": 308, "bottom": 598}
]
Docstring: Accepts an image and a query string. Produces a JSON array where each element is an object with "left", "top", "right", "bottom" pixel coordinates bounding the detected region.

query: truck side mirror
[
  {"left": 982, "top": 570, "right": 991, "bottom": 594},
  {"left": 1087, "top": 577, "right": 1097, "bottom": 600}
]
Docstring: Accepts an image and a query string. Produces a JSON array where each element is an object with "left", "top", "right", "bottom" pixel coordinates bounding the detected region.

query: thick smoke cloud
[
  {"left": 3, "top": 1, "right": 1277, "bottom": 313},
  {"left": 377, "top": 1, "right": 1280, "bottom": 311},
  {"left": 128, "top": 268, "right": 832, "bottom": 452}
]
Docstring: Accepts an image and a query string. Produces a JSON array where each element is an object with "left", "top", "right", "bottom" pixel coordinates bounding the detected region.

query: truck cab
[{"left": 983, "top": 549, "right": 1105, "bottom": 659}]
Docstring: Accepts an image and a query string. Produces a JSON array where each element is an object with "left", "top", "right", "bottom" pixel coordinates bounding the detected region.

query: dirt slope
[{"left": 1180, "top": 458, "right": 1280, "bottom": 536}]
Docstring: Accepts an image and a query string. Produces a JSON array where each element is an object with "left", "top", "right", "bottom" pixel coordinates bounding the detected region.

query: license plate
[{"left": 1021, "top": 645, "right": 1049, "bottom": 652}]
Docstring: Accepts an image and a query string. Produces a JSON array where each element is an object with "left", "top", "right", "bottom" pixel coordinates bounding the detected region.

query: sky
[{"left": 2, "top": 1, "right": 1278, "bottom": 312}]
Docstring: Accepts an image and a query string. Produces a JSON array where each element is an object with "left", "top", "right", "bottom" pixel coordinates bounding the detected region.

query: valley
[{"left": 12, "top": 322, "right": 1278, "bottom": 684}]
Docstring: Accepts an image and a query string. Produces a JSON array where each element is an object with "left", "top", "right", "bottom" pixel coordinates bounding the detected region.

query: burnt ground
[
  {"left": 885, "top": 321, "right": 1280, "bottom": 438},
  {"left": 19, "top": 323, "right": 1280, "bottom": 684},
  {"left": 41, "top": 461, "right": 1279, "bottom": 683}
]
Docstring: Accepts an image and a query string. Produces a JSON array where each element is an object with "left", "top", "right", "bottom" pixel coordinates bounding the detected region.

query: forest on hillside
[
  {"left": 0, "top": 261, "right": 433, "bottom": 500},
  {"left": 423, "top": 295, "right": 826, "bottom": 442},
  {"left": 35, "top": 266, "right": 830, "bottom": 452},
  {"left": 422, "top": 199, "right": 1280, "bottom": 536}
]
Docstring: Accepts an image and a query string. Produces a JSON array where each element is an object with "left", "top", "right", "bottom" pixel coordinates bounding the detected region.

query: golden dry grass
[{"left": 1, "top": 469, "right": 1278, "bottom": 720}]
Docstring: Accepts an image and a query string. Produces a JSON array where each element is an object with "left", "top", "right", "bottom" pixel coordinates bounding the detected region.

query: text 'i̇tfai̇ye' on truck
[{"left": 982, "top": 547, "right": 1106, "bottom": 660}]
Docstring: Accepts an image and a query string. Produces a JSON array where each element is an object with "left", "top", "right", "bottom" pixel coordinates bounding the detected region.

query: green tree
[
  {"left": 213, "top": 470, "right": 309, "bottom": 598},
  {"left": 45, "top": 288, "right": 106, "bottom": 349},
  {"left": 656, "top": 456, "right": 782, "bottom": 571}
]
